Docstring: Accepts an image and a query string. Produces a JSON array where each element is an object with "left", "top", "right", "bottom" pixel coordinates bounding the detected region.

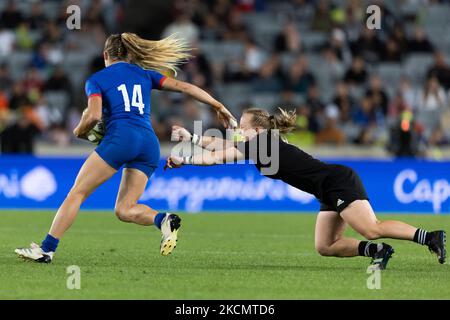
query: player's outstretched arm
[
  {"left": 171, "top": 125, "right": 235, "bottom": 151},
  {"left": 161, "top": 77, "right": 237, "bottom": 128},
  {"left": 165, "top": 147, "right": 245, "bottom": 169},
  {"left": 73, "top": 96, "right": 102, "bottom": 139}
]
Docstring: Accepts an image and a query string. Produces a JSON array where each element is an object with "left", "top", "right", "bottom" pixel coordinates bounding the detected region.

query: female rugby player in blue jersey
[
  {"left": 166, "top": 108, "right": 446, "bottom": 270},
  {"left": 15, "top": 33, "right": 236, "bottom": 263}
]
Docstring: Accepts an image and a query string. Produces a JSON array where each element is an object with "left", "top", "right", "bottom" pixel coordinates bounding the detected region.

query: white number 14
[{"left": 117, "top": 84, "right": 145, "bottom": 115}]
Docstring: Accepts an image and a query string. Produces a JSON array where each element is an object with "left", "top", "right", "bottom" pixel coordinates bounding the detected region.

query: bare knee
[
  {"left": 360, "top": 224, "right": 382, "bottom": 240},
  {"left": 67, "top": 188, "right": 89, "bottom": 203},
  {"left": 315, "top": 244, "right": 334, "bottom": 257},
  {"left": 114, "top": 205, "right": 133, "bottom": 223}
]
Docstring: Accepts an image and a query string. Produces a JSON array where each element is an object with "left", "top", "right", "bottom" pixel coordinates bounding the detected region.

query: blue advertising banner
[{"left": 0, "top": 156, "right": 449, "bottom": 214}]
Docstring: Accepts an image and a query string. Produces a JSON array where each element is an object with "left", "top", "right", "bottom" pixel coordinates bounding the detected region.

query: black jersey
[{"left": 236, "top": 131, "right": 368, "bottom": 212}]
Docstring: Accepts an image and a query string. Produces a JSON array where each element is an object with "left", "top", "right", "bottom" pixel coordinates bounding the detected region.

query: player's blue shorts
[{"left": 95, "top": 120, "right": 160, "bottom": 178}]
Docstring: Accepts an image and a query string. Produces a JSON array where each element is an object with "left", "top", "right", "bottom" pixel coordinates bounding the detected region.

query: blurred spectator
[
  {"left": 311, "top": 0, "right": 332, "bottom": 32},
  {"left": 407, "top": 26, "right": 434, "bottom": 53},
  {"left": 0, "top": 64, "right": 13, "bottom": 92},
  {"left": 274, "top": 21, "right": 303, "bottom": 54},
  {"left": 183, "top": 48, "right": 214, "bottom": 88},
  {"left": 427, "top": 51, "right": 450, "bottom": 90},
  {"left": 22, "top": 67, "right": 44, "bottom": 100},
  {"left": 179, "top": 98, "right": 213, "bottom": 133},
  {"left": 0, "top": 25, "right": 15, "bottom": 58},
  {"left": 282, "top": 55, "right": 316, "bottom": 94},
  {"left": 66, "top": 20, "right": 107, "bottom": 54},
  {"left": 350, "top": 28, "right": 383, "bottom": 63},
  {"left": 30, "top": 42, "right": 51, "bottom": 71},
  {"left": 222, "top": 9, "right": 248, "bottom": 41},
  {"left": 380, "top": 37, "right": 404, "bottom": 62},
  {"left": 333, "top": 81, "right": 355, "bottom": 123},
  {"left": 353, "top": 127, "right": 375, "bottom": 145},
  {"left": 316, "top": 104, "right": 346, "bottom": 145},
  {"left": 0, "top": 107, "right": 42, "bottom": 154},
  {"left": 387, "top": 111, "right": 422, "bottom": 157},
  {"left": 327, "top": 28, "right": 350, "bottom": 63},
  {"left": 391, "top": 24, "right": 408, "bottom": 56},
  {"left": 9, "top": 83, "right": 29, "bottom": 111},
  {"left": 275, "top": 90, "right": 297, "bottom": 112},
  {"left": 28, "top": 2, "right": 47, "bottom": 30},
  {"left": 429, "top": 127, "right": 449, "bottom": 146},
  {"left": 352, "top": 97, "right": 376, "bottom": 126},
  {"left": 398, "top": 77, "right": 417, "bottom": 110},
  {"left": 389, "top": 91, "right": 411, "bottom": 119},
  {"left": 163, "top": 12, "right": 199, "bottom": 45},
  {"left": 224, "top": 36, "right": 265, "bottom": 82},
  {"left": 40, "top": 21, "right": 65, "bottom": 65},
  {"left": 329, "top": 4, "right": 346, "bottom": 28},
  {"left": 85, "top": 0, "right": 108, "bottom": 30},
  {"left": 234, "top": 0, "right": 266, "bottom": 13},
  {"left": 43, "top": 66, "right": 73, "bottom": 99},
  {"left": 417, "top": 76, "right": 447, "bottom": 111},
  {"left": 15, "top": 22, "right": 34, "bottom": 51},
  {"left": 200, "top": 13, "right": 223, "bottom": 41},
  {"left": 254, "top": 53, "right": 283, "bottom": 92},
  {"left": 34, "top": 95, "right": 51, "bottom": 131},
  {"left": 0, "top": 0, "right": 24, "bottom": 30},
  {"left": 344, "top": 56, "right": 368, "bottom": 85},
  {"left": 243, "top": 36, "right": 266, "bottom": 76},
  {"left": 365, "top": 74, "right": 389, "bottom": 116},
  {"left": 345, "top": 0, "right": 364, "bottom": 29},
  {"left": 321, "top": 45, "right": 345, "bottom": 81},
  {"left": 304, "top": 84, "right": 324, "bottom": 132},
  {"left": 0, "top": 90, "right": 8, "bottom": 112}
]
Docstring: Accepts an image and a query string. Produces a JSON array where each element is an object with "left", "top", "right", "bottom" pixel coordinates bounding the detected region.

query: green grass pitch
[{"left": 1, "top": 210, "right": 449, "bottom": 299}]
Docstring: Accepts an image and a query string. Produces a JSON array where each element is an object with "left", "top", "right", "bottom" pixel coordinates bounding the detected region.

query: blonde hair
[
  {"left": 104, "top": 33, "right": 192, "bottom": 75},
  {"left": 243, "top": 107, "right": 297, "bottom": 134}
]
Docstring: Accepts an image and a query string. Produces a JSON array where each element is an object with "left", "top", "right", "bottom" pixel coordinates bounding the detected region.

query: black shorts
[{"left": 319, "top": 165, "right": 368, "bottom": 214}]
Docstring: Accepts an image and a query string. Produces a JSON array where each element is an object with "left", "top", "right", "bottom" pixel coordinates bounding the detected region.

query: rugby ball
[{"left": 87, "top": 121, "right": 105, "bottom": 144}]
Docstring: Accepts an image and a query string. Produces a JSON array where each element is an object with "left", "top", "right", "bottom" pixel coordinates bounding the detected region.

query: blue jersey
[
  {"left": 85, "top": 62, "right": 166, "bottom": 130},
  {"left": 84, "top": 62, "right": 165, "bottom": 177}
]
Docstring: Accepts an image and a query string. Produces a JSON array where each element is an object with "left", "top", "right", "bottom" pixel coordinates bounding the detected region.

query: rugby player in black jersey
[{"left": 166, "top": 108, "right": 446, "bottom": 270}]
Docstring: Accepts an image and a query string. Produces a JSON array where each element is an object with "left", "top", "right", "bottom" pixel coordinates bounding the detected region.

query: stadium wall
[{"left": 0, "top": 156, "right": 449, "bottom": 214}]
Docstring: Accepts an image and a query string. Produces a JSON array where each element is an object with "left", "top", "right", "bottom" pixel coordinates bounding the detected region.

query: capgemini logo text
[{"left": 394, "top": 169, "right": 450, "bottom": 213}]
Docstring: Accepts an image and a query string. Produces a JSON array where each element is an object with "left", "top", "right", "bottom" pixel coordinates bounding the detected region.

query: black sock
[
  {"left": 358, "top": 241, "right": 382, "bottom": 257},
  {"left": 413, "top": 228, "right": 432, "bottom": 246}
]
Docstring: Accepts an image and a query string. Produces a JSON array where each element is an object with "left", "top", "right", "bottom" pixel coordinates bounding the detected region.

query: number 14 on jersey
[{"left": 117, "top": 84, "right": 145, "bottom": 114}]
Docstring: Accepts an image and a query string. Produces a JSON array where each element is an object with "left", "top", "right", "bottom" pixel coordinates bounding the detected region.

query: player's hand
[
  {"left": 171, "top": 126, "right": 192, "bottom": 142},
  {"left": 216, "top": 105, "right": 237, "bottom": 129},
  {"left": 164, "top": 156, "right": 183, "bottom": 170}
]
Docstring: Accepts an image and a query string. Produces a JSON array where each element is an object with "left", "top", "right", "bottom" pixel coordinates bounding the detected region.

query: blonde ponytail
[
  {"left": 244, "top": 107, "right": 297, "bottom": 134},
  {"left": 271, "top": 108, "right": 297, "bottom": 134},
  {"left": 104, "top": 33, "right": 192, "bottom": 75}
]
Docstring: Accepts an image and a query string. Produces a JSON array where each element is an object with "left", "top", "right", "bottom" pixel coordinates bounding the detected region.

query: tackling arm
[
  {"left": 171, "top": 125, "right": 235, "bottom": 151},
  {"left": 165, "top": 147, "right": 245, "bottom": 169}
]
